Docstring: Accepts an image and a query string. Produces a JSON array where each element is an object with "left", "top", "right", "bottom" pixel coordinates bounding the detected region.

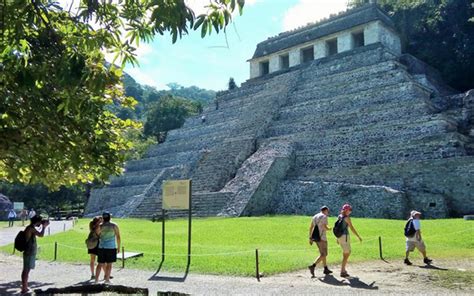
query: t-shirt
[
  {"left": 312, "top": 213, "right": 328, "bottom": 241},
  {"left": 99, "top": 222, "right": 117, "bottom": 249},
  {"left": 407, "top": 219, "right": 421, "bottom": 241}
]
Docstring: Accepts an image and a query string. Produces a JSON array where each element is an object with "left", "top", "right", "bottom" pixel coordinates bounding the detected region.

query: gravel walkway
[
  {"left": 0, "top": 221, "right": 75, "bottom": 247},
  {"left": 0, "top": 252, "right": 472, "bottom": 295}
]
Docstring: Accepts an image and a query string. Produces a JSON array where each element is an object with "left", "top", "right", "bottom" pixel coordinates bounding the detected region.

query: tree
[
  {"left": 0, "top": 0, "right": 245, "bottom": 189},
  {"left": 349, "top": 0, "right": 474, "bottom": 91},
  {"left": 228, "top": 77, "right": 237, "bottom": 90},
  {"left": 144, "top": 95, "right": 202, "bottom": 143}
]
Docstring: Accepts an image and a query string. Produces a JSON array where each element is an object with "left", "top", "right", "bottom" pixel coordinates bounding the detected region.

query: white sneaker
[{"left": 104, "top": 280, "right": 112, "bottom": 285}]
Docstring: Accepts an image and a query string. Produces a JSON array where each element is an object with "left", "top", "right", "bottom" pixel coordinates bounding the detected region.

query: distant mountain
[{"left": 120, "top": 73, "right": 216, "bottom": 120}]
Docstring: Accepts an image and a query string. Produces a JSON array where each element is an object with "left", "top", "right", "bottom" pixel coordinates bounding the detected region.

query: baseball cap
[
  {"left": 341, "top": 204, "right": 352, "bottom": 211},
  {"left": 320, "top": 206, "right": 329, "bottom": 211},
  {"left": 411, "top": 210, "right": 422, "bottom": 217},
  {"left": 102, "top": 211, "right": 111, "bottom": 218}
]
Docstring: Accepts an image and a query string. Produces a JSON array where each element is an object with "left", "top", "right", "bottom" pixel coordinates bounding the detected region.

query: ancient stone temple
[{"left": 86, "top": 3, "right": 474, "bottom": 219}]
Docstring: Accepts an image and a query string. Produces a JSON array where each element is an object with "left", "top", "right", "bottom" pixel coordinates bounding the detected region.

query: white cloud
[
  {"left": 283, "top": 0, "right": 349, "bottom": 31},
  {"left": 125, "top": 67, "right": 167, "bottom": 90}
]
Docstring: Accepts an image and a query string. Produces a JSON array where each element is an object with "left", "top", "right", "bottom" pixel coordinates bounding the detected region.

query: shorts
[
  {"left": 98, "top": 248, "right": 117, "bottom": 263},
  {"left": 337, "top": 234, "right": 351, "bottom": 254},
  {"left": 23, "top": 253, "right": 36, "bottom": 270},
  {"left": 88, "top": 245, "right": 99, "bottom": 255},
  {"left": 406, "top": 239, "right": 426, "bottom": 252},
  {"left": 316, "top": 240, "right": 328, "bottom": 257}
]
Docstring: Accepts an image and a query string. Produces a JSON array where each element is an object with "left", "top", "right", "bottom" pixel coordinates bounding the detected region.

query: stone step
[
  {"left": 108, "top": 168, "right": 163, "bottom": 187},
  {"left": 131, "top": 192, "right": 233, "bottom": 219},
  {"left": 269, "top": 101, "right": 434, "bottom": 137},
  {"left": 295, "top": 156, "right": 474, "bottom": 192},
  {"left": 294, "top": 138, "right": 466, "bottom": 170},
  {"left": 296, "top": 60, "right": 401, "bottom": 92},
  {"left": 290, "top": 68, "right": 411, "bottom": 105},
  {"left": 299, "top": 43, "right": 399, "bottom": 79},
  {"left": 277, "top": 82, "right": 431, "bottom": 120},
  {"left": 267, "top": 112, "right": 455, "bottom": 139},
  {"left": 129, "top": 151, "right": 200, "bottom": 170}
]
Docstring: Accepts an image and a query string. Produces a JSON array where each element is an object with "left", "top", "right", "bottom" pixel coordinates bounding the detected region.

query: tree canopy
[
  {"left": 0, "top": 0, "right": 245, "bottom": 189},
  {"left": 350, "top": 0, "right": 474, "bottom": 91},
  {"left": 144, "top": 95, "right": 202, "bottom": 143}
]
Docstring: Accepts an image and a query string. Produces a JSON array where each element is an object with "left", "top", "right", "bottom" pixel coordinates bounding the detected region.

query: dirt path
[
  {"left": 0, "top": 221, "right": 74, "bottom": 247},
  {"left": 0, "top": 252, "right": 472, "bottom": 295}
]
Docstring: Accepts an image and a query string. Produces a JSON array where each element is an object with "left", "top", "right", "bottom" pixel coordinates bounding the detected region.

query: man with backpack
[
  {"left": 19, "top": 215, "right": 49, "bottom": 293},
  {"left": 333, "top": 204, "right": 362, "bottom": 278},
  {"left": 404, "top": 210, "right": 433, "bottom": 265},
  {"left": 308, "top": 206, "right": 333, "bottom": 277}
]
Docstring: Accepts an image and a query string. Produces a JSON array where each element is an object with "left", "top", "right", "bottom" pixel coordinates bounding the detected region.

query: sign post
[{"left": 161, "top": 179, "right": 192, "bottom": 269}]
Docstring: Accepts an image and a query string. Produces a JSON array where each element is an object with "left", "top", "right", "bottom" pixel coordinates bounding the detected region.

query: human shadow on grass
[
  {"left": 318, "top": 275, "right": 378, "bottom": 290},
  {"left": 0, "top": 280, "right": 52, "bottom": 295},
  {"left": 419, "top": 264, "right": 448, "bottom": 271}
]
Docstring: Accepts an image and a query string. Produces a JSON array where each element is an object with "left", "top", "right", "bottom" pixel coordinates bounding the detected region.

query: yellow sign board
[{"left": 162, "top": 179, "right": 191, "bottom": 210}]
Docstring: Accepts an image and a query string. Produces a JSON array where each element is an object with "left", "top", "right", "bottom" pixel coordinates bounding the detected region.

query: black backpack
[
  {"left": 404, "top": 218, "right": 416, "bottom": 237},
  {"left": 311, "top": 224, "right": 321, "bottom": 242},
  {"left": 333, "top": 216, "right": 346, "bottom": 238},
  {"left": 14, "top": 231, "right": 27, "bottom": 252}
]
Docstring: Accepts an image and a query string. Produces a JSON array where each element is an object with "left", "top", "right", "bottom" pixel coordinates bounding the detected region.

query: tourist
[
  {"left": 335, "top": 204, "right": 362, "bottom": 278},
  {"left": 308, "top": 206, "right": 333, "bottom": 277},
  {"left": 20, "top": 208, "right": 28, "bottom": 226},
  {"left": 21, "top": 215, "right": 49, "bottom": 293},
  {"left": 28, "top": 208, "right": 36, "bottom": 219},
  {"left": 95, "top": 212, "right": 121, "bottom": 284},
  {"left": 87, "top": 216, "right": 102, "bottom": 280},
  {"left": 8, "top": 208, "right": 17, "bottom": 227},
  {"left": 404, "top": 210, "right": 433, "bottom": 265}
]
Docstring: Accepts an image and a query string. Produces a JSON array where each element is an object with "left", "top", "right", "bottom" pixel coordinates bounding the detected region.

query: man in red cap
[
  {"left": 404, "top": 210, "right": 433, "bottom": 265},
  {"left": 336, "top": 204, "right": 362, "bottom": 277}
]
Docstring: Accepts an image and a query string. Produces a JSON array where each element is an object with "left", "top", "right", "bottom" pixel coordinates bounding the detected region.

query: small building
[{"left": 248, "top": 3, "right": 401, "bottom": 79}]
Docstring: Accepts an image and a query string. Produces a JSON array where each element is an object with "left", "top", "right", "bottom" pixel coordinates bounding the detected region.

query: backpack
[
  {"left": 333, "top": 216, "right": 346, "bottom": 238},
  {"left": 404, "top": 218, "right": 416, "bottom": 237},
  {"left": 14, "top": 231, "right": 27, "bottom": 252},
  {"left": 311, "top": 224, "right": 321, "bottom": 242},
  {"left": 85, "top": 231, "right": 99, "bottom": 249}
]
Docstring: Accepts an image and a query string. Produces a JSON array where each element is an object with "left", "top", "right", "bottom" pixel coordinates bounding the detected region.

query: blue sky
[{"left": 124, "top": 0, "right": 350, "bottom": 91}]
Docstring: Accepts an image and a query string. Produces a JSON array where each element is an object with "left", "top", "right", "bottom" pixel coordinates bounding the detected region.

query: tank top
[{"left": 99, "top": 222, "right": 117, "bottom": 249}]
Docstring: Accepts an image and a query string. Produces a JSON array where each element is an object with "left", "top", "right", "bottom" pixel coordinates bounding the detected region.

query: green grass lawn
[{"left": 1, "top": 216, "right": 473, "bottom": 276}]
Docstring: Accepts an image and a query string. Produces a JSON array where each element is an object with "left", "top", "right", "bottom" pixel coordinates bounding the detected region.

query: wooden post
[
  {"left": 255, "top": 249, "right": 260, "bottom": 282},
  {"left": 379, "top": 236, "right": 383, "bottom": 260},
  {"left": 48, "top": 227, "right": 51, "bottom": 236},
  {"left": 63, "top": 223, "right": 66, "bottom": 231},
  {"left": 54, "top": 242, "right": 58, "bottom": 261},
  {"left": 122, "top": 246, "right": 125, "bottom": 269}
]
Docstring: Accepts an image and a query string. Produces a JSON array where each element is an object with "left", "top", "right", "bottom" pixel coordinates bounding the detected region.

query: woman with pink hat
[{"left": 336, "top": 203, "right": 362, "bottom": 278}]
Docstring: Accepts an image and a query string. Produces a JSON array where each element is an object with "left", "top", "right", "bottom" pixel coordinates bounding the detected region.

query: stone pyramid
[{"left": 85, "top": 4, "right": 474, "bottom": 219}]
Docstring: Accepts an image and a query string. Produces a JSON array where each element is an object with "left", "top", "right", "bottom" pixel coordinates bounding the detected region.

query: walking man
[
  {"left": 21, "top": 215, "right": 49, "bottom": 293},
  {"left": 20, "top": 208, "right": 28, "bottom": 226},
  {"left": 404, "top": 210, "right": 433, "bottom": 265},
  {"left": 308, "top": 206, "right": 333, "bottom": 277},
  {"left": 336, "top": 204, "right": 362, "bottom": 278},
  {"left": 8, "top": 208, "right": 17, "bottom": 227},
  {"left": 95, "top": 212, "right": 121, "bottom": 284}
]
